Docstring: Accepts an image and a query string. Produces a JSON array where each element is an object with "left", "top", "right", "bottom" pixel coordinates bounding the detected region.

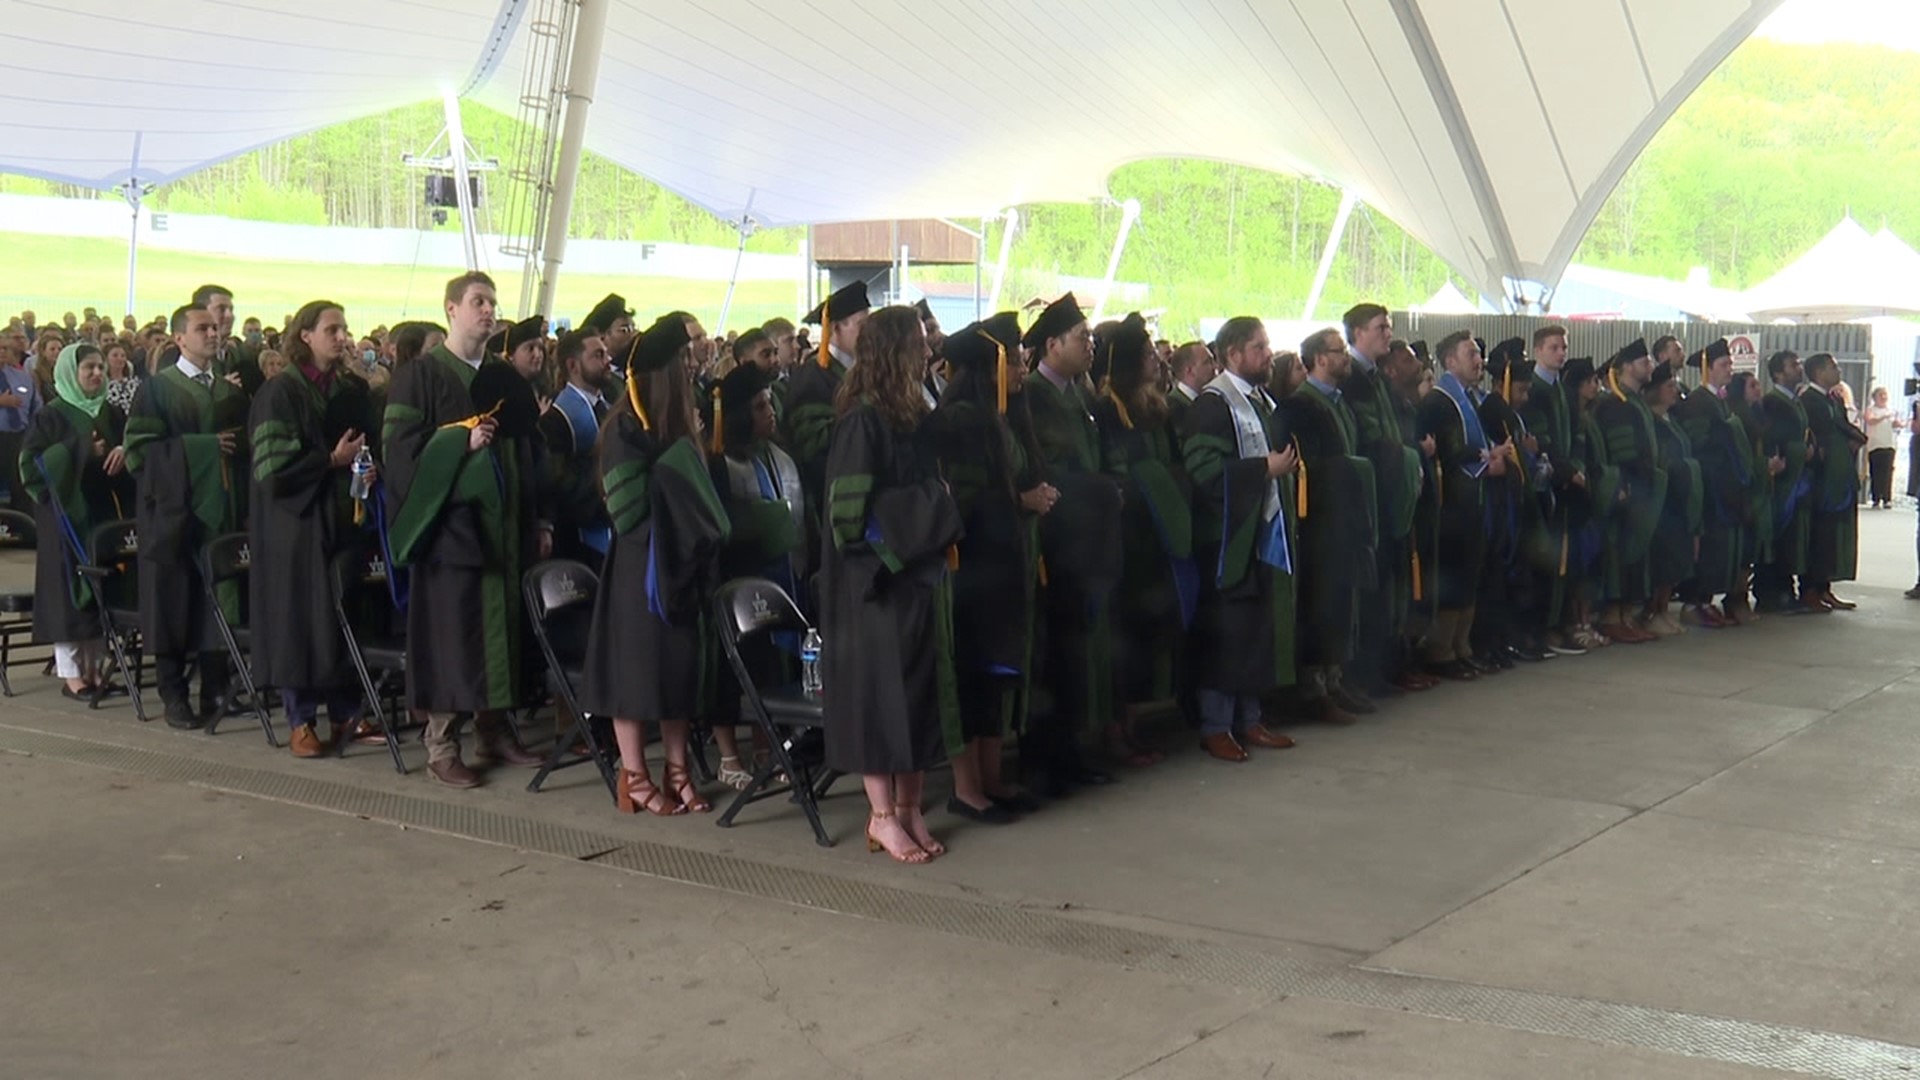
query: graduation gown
[
  {"left": 1415, "top": 384, "right": 1489, "bottom": 611},
  {"left": 927, "top": 396, "right": 1039, "bottom": 746},
  {"left": 1090, "top": 391, "right": 1195, "bottom": 701},
  {"left": 1183, "top": 378, "right": 1296, "bottom": 696},
  {"left": 780, "top": 356, "right": 847, "bottom": 519},
  {"left": 247, "top": 370, "right": 359, "bottom": 689},
  {"left": 1277, "top": 382, "right": 1376, "bottom": 667},
  {"left": 1519, "top": 372, "right": 1580, "bottom": 623},
  {"left": 1340, "top": 362, "right": 1421, "bottom": 628},
  {"left": 819, "top": 404, "right": 963, "bottom": 774},
  {"left": 19, "top": 401, "right": 133, "bottom": 643},
  {"left": 1673, "top": 386, "right": 1752, "bottom": 595},
  {"left": 1802, "top": 386, "right": 1864, "bottom": 583},
  {"left": 538, "top": 383, "right": 613, "bottom": 565},
  {"left": 124, "top": 366, "right": 250, "bottom": 656},
  {"left": 710, "top": 438, "right": 808, "bottom": 719},
  {"left": 1759, "top": 386, "right": 1812, "bottom": 577},
  {"left": 1593, "top": 387, "right": 1667, "bottom": 605},
  {"left": 1727, "top": 397, "right": 1773, "bottom": 568},
  {"left": 579, "top": 416, "right": 730, "bottom": 722},
  {"left": 380, "top": 346, "right": 536, "bottom": 712},
  {"left": 1650, "top": 412, "right": 1702, "bottom": 588}
]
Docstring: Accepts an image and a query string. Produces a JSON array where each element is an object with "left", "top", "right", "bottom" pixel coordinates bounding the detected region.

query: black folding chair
[
  {"left": 330, "top": 548, "right": 408, "bottom": 774},
  {"left": 712, "top": 577, "right": 833, "bottom": 847},
  {"left": 0, "top": 509, "right": 42, "bottom": 697},
  {"left": 521, "top": 560, "right": 618, "bottom": 801},
  {"left": 75, "top": 519, "right": 148, "bottom": 721},
  {"left": 199, "top": 533, "right": 278, "bottom": 746}
]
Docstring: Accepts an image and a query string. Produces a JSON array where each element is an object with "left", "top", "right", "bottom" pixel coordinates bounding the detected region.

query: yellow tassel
[
  {"left": 627, "top": 370, "right": 650, "bottom": 433},
  {"left": 1558, "top": 528, "right": 1569, "bottom": 576},
  {"left": 1411, "top": 549, "right": 1424, "bottom": 601},
  {"left": 1503, "top": 365, "right": 1512, "bottom": 402},
  {"left": 985, "top": 330, "right": 1007, "bottom": 415},
  {"left": 946, "top": 544, "right": 960, "bottom": 571},
  {"left": 710, "top": 385, "right": 724, "bottom": 454},
  {"left": 444, "top": 399, "right": 504, "bottom": 430},
  {"left": 1293, "top": 437, "right": 1307, "bottom": 519},
  {"left": 354, "top": 499, "right": 365, "bottom": 526},
  {"left": 1036, "top": 555, "right": 1048, "bottom": 587},
  {"left": 817, "top": 294, "right": 832, "bottom": 370},
  {"left": 1609, "top": 367, "right": 1625, "bottom": 401},
  {"left": 1106, "top": 386, "right": 1134, "bottom": 430}
]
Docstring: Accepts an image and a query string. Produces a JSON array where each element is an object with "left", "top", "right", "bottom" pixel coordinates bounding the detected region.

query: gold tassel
[
  {"left": 946, "top": 544, "right": 960, "bottom": 571},
  {"left": 710, "top": 385, "right": 724, "bottom": 454},
  {"left": 1036, "top": 555, "right": 1049, "bottom": 587},
  {"left": 1411, "top": 549, "right": 1423, "bottom": 601},
  {"left": 354, "top": 500, "right": 365, "bottom": 526},
  {"left": 817, "top": 294, "right": 832, "bottom": 370},
  {"left": 1608, "top": 367, "right": 1625, "bottom": 401},
  {"left": 985, "top": 330, "right": 1007, "bottom": 415},
  {"left": 1293, "top": 437, "right": 1307, "bottom": 519},
  {"left": 627, "top": 371, "right": 650, "bottom": 432},
  {"left": 1503, "top": 364, "right": 1512, "bottom": 402},
  {"left": 1106, "top": 386, "right": 1134, "bottom": 429},
  {"left": 1558, "top": 528, "right": 1569, "bottom": 576},
  {"left": 444, "top": 399, "right": 504, "bottom": 430}
]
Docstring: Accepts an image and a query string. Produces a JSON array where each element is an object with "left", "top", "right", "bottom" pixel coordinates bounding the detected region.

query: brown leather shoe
[
  {"left": 1315, "top": 700, "right": 1359, "bottom": 727},
  {"left": 1328, "top": 686, "right": 1377, "bottom": 715},
  {"left": 1822, "top": 591, "right": 1857, "bottom": 611},
  {"left": 476, "top": 740, "right": 545, "bottom": 768},
  {"left": 289, "top": 724, "right": 326, "bottom": 759},
  {"left": 428, "top": 756, "right": 482, "bottom": 789},
  {"left": 1392, "top": 672, "right": 1439, "bottom": 692},
  {"left": 1199, "top": 732, "right": 1249, "bottom": 762},
  {"left": 1239, "top": 724, "right": 1297, "bottom": 750}
]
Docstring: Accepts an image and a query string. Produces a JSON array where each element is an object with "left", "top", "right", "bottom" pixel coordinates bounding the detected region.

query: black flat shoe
[
  {"left": 988, "top": 790, "right": 1042, "bottom": 814},
  {"left": 946, "top": 796, "right": 1017, "bottom": 825},
  {"left": 165, "top": 701, "right": 207, "bottom": 730},
  {"left": 59, "top": 684, "right": 93, "bottom": 702},
  {"left": 1073, "top": 766, "right": 1115, "bottom": 787}
]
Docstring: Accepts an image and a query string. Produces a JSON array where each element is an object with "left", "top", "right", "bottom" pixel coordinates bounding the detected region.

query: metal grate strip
[{"left": 7, "top": 722, "right": 1920, "bottom": 1079}]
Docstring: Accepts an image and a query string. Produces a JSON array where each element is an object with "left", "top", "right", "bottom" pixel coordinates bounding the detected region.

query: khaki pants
[
  {"left": 423, "top": 711, "right": 512, "bottom": 765},
  {"left": 1422, "top": 607, "right": 1477, "bottom": 663}
]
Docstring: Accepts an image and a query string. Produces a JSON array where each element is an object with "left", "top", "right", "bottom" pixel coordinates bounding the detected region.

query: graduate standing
[
  {"left": 1183, "top": 317, "right": 1301, "bottom": 762},
  {"left": 819, "top": 306, "right": 964, "bottom": 864},
  {"left": 19, "top": 343, "right": 133, "bottom": 698},
  {"left": 247, "top": 301, "right": 373, "bottom": 756},
  {"left": 1643, "top": 359, "right": 1701, "bottom": 637},
  {"left": 783, "top": 282, "right": 870, "bottom": 514},
  {"left": 580, "top": 314, "right": 732, "bottom": 816},
  {"left": 927, "top": 312, "right": 1051, "bottom": 822},
  {"left": 381, "top": 272, "right": 545, "bottom": 787},
  {"left": 124, "top": 303, "right": 250, "bottom": 729},
  {"left": 1754, "top": 351, "right": 1816, "bottom": 614},
  {"left": 1592, "top": 339, "right": 1666, "bottom": 642},
  {"left": 538, "top": 329, "right": 616, "bottom": 565},
  {"left": 1674, "top": 340, "right": 1750, "bottom": 627},
  {"left": 1416, "top": 331, "right": 1507, "bottom": 678},
  {"left": 1516, "top": 326, "right": 1584, "bottom": 654},
  {"left": 1800, "top": 353, "right": 1866, "bottom": 611}
]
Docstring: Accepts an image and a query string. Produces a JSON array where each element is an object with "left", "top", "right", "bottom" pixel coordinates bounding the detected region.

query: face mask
[{"left": 362, "top": 349, "right": 377, "bottom": 367}]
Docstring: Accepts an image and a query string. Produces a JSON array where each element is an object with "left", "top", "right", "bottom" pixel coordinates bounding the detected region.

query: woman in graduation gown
[
  {"left": 1090, "top": 313, "right": 1190, "bottom": 763},
  {"left": 580, "top": 314, "right": 731, "bottom": 817},
  {"left": 19, "top": 343, "right": 134, "bottom": 697},
  {"left": 926, "top": 312, "right": 1052, "bottom": 824},
  {"left": 1644, "top": 361, "right": 1701, "bottom": 636},
  {"left": 821, "top": 306, "right": 964, "bottom": 864}
]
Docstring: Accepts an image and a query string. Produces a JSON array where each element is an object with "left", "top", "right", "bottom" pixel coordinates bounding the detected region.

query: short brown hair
[
  {"left": 1531, "top": 324, "right": 1567, "bottom": 349},
  {"left": 1436, "top": 329, "right": 1476, "bottom": 368},
  {"left": 443, "top": 271, "right": 496, "bottom": 309},
  {"left": 1342, "top": 303, "right": 1389, "bottom": 342}
]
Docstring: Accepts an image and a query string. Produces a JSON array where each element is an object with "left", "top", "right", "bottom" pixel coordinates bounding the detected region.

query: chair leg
[
  {"left": 103, "top": 623, "right": 146, "bottom": 723},
  {"left": 0, "top": 623, "right": 14, "bottom": 697}
]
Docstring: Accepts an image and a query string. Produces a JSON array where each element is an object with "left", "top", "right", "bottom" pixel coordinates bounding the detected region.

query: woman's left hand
[{"left": 103, "top": 446, "right": 126, "bottom": 476}]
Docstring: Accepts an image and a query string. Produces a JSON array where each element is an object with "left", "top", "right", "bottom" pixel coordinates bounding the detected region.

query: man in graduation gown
[
  {"left": 1591, "top": 339, "right": 1666, "bottom": 642},
  {"left": 1643, "top": 358, "right": 1701, "bottom": 637},
  {"left": 1516, "top": 325, "right": 1587, "bottom": 654},
  {"left": 1474, "top": 340, "right": 1553, "bottom": 665},
  {"left": 1384, "top": 339, "right": 1440, "bottom": 657},
  {"left": 193, "top": 283, "right": 262, "bottom": 395},
  {"left": 1339, "top": 303, "right": 1432, "bottom": 697},
  {"left": 1280, "top": 328, "right": 1378, "bottom": 721},
  {"left": 248, "top": 300, "right": 373, "bottom": 757},
  {"left": 1416, "top": 331, "right": 1508, "bottom": 678},
  {"left": 1165, "top": 341, "right": 1215, "bottom": 441},
  {"left": 582, "top": 293, "right": 636, "bottom": 368},
  {"left": 1183, "top": 316, "right": 1300, "bottom": 761},
  {"left": 783, "top": 282, "right": 870, "bottom": 515},
  {"left": 1021, "top": 293, "right": 1124, "bottom": 792},
  {"left": 538, "top": 329, "right": 616, "bottom": 565},
  {"left": 1801, "top": 353, "right": 1867, "bottom": 611},
  {"left": 382, "top": 271, "right": 545, "bottom": 788},
  {"left": 124, "top": 303, "right": 250, "bottom": 729},
  {"left": 1754, "top": 350, "right": 1817, "bottom": 614},
  {"left": 1674, "top": 339, "right": 1751, "bottom": 627}
]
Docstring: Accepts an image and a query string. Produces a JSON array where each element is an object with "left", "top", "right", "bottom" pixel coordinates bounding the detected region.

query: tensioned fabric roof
[{"left": 2, "top": 0, "right": 1785, "bottom": 301}]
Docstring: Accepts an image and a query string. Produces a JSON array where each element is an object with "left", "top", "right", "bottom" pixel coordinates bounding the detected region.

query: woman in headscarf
[
  {"left": 18, "top": 343, "right": 135, "bottom": 698},
  {"left": 1090, "top": 313, "right": 1189, "bottom": 765},
  {"left": 926, "top": 312, "right": 1052, "bottom": 823}
]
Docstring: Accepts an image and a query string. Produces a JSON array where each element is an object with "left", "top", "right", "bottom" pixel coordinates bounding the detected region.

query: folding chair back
[
  {"left": 330, "top": 547, "right": 407, "bottom": 773},
  {"left": 79, "top": 519, "right": 146, "bottom": 720},
  {"left": 521, "top": 560, "right": 616, "bottom": 799},
  {"left": 711, "top": 576, "right": 833, "bottom": 846},
  {"left": 199, "top": 532, "right": 276, "bottom": 745},
  {"left": 0, "top": 508, "right": 35, "bottom": 550},
  {"left": 0, "top": 509, "right": 40, "bottom": 696}
]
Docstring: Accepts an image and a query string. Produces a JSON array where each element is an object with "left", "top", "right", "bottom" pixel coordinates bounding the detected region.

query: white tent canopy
[
  {"left": 2, "top": 0, "right": 1785, "bottom": 301},
  {"left": 1741, "top": 216, "right": 1920, "bottom": 322}
]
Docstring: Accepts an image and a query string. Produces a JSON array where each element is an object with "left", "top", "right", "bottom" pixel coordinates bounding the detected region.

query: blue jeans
[
  {"left": 1197, "top": 690, "right": 1262, "bottom": 736},
  {"left": 280, "top": 687, "right": 364, "bottom": 730}
]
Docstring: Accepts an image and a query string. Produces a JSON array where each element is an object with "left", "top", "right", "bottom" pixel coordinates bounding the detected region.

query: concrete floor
[{"left": 2, "top": 508, "right": 1918, "bottom": 1079}]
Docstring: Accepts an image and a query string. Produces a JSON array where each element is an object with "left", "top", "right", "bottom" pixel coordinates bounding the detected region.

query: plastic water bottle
[
  {"left": 800, "top": 628, "right": 822, "bottom": 695},
  {"left": 349, "top": 446, "right": 374, "bottom": 501}
]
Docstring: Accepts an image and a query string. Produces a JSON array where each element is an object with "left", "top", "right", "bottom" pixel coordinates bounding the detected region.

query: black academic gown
[
  {"left": 1278, "top": 382, "right": 1376, "bottom": 668},
  {"left": 19, "top": 401, "right": 133, "bottom": 643},
  {"left": 780, "top": 355, "right": 848, "bottom": 520},
  {"left": 124, "top": 365, "right": 250, "bottom": 656},
  {"left": 1183, "top": 385, "right": 1297, "bottom": 697},
  {"left": 1090, "top": 392, "right": 1194, "bottom": 704},
  {"left": 538, "top": 384, "right": 613, "bottom": 566},
  {"left": 1593, "top": 388, "right": 1666, "bottom": 605},
  {"left": 247, "top": 369, "right": 359, "bottom": 690},
  {"left": 1519, "top": 372, "right": 1579, "bottom": 623},
  {"left": 1649, "top": 411, "right": 1702, "bottom": 589},
  {"left": 819, "top": 403, "right": 963, "bottom": 775},
  {"left": 1759, "top": 387, "right": 1812, "bottom": 578},
  {"left": 1673, "top": 386, "right": 1750, "bottom": 596},
  {"left": 1340, "top": 360, "right": 1420, "bottom": 667},
  {"left": 1801, "top": 386, "right": 1864, "bottom": 585},
  {"left": 579, "top": 413, "right": 730, "bottom": 722},
  {"left": 1415, "top": 387, "right": 1488, "bottom": 611},
  {"left": 380, "top": 346, "right": 537, "bottom": 712}
]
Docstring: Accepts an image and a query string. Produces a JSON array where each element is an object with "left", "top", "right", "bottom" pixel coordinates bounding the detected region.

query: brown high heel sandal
[
  {"left": 866, "top": 808, "right": 929, "bottom": 864},
  {"left": 896, "top": 803, "right": 945, "bottom": 857},
  {"left": 617, "top": 765, "right": 684, "bottom": 816},
  {"left": 664, "top": 761, "right": 711, "bottom": 813}
]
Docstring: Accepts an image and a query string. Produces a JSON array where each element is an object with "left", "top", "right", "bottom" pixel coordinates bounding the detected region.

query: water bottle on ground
[
  {"left": 801, "top": 628, "right": 822, "bottom": 695},
  {"left": 349, "top": 446, "right": 374, "bottom": 501}
]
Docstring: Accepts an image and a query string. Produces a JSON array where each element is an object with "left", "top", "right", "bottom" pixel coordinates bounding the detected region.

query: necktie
[
  {"left": 1252, "top": 389, "right": 1274, "bottom": 422},
  {"left": 592, "top": 398, "right": 608, "bottom": 425},
  {"left": 196, "top": 372, "right": 214, "bottom": 390}
]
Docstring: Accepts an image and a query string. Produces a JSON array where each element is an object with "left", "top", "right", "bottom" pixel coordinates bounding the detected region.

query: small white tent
[{"left": 1742, "top": 217, "right": 1920, "bottom": 322}]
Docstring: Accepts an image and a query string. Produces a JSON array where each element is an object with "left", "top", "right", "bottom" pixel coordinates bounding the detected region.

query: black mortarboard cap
[
  {"left": 583, "top": 294, "right": 632, "bottom": 334},
  {"left": 487, "top": 315, "right": 547, "bottom": 356},
  {"left": 469, "top": 361, "right": 541, "bottom": 440},
  {"left": 1020, "top": 293, "right": 1087, "bottom": 350},
  {"left": 1484, "top": 337, "right": 1526, "bottom": 378},
  {"left": 1563, "top": 356, "right": 1597, "bottom": 386},
  {"left": 913, "top": 298, "right": 934, "bottom": 322},
  {"left": 1410, "top": 340, "right": 1430, "bottom": 365},
  {"left": 1690, "top": 338, "right": 1731, "bottom": 369},
  {"left": 802, "top": 281, "right": 871, "bottom": 326},
  {"left": 1610, "top": 338, "right": 1649, "bottom": 366},
  {"left": 626, "top": 313, "right": 691, "bottom": 374},
  {"left": 718, "top": 362, "right": 771, "bottom": 416},
  {"left": 1102, "top": 313, "right": 1154, "bottom": 388}
]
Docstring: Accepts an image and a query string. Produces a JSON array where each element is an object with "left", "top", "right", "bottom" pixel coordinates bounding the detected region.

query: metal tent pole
[
  {"left": 535, "top": 0, "right": 611, "bottom": 318},
  {"left": 988, "top": 208, "right": 1017, "bottom": 310},
  {"left": 121, "top": 180, "right": 146, "bottom": 318},
  {"left": 1302, "top": 190, "right": 1359, "bottom": 321},
  {"left": 1091, "top": 199, "right": 1141, "bottom": 323},
  {"left": 716, "top": 215, "right": 756, "bottom": 334},
  {"left": 443, "top": 92, "right": 482, "bottom": 271}
]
